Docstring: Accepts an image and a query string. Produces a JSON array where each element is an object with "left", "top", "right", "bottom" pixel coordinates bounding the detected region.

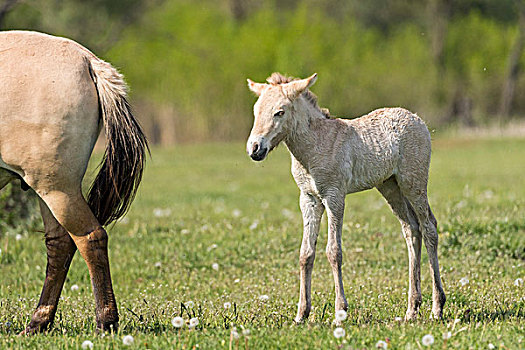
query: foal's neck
[{"left": 284, "top": 98, "right": 330, "bottom": 169}]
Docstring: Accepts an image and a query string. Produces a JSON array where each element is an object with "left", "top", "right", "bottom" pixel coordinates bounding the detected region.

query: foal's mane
[{"left": 267, "top": 72, "right": 331, "bottom": 119}]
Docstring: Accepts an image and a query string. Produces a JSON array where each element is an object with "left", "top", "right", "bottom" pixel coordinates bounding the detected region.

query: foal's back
[{"left": 338, "top": 107, "right": 431, "bottom": 193}]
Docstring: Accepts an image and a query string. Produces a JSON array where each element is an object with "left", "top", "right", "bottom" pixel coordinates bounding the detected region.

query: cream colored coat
[
  {"left": 0, "top": 31, "right": 147, "bottom": 334},
  {"left": 247, "top": 73, "right": 446, "bottom": 323}
]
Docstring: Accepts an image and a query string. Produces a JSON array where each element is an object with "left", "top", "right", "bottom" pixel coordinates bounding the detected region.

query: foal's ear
[
  {"left": 247, "top": 79, "right": 267, "bottom": 96},
  {"left": 283, "top": 73, "right": 318, "bottom": 99}
]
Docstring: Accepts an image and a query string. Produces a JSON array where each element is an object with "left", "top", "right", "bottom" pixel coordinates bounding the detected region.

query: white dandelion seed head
[
  {"left": 224, "top": 302, "right": 232, "bottom": 309},
  {"left": 259, "top": 294, "right": 269, "bottom": 301},
  {"left": 422, "top": 334, "right": 435, "bottom": 346},
  {"left": 154, "top": 261, "right": 162, "bottom": 268},
  {"left": 81, "top": 340, "right": 94, "bottom": 349},
  {"left": 153, "top": 208, "right": 171, "bottom": 217},
  {"left": 122, "top": 335, "right": 134, "bottom": 346},
  {"left": 212, "top": 263, "right": 219, "bottom": 271},
  {"left": 376, "top": 340, "right": 388, "bottom": 349},
  {"left": 15, "top": 234, "right": 22, "bottom": 241},
  {"left": 395, "top": 316, "right": 403, "bottom": 322},
  {"left": 189, "top": 317, "right": 199, "bottom": 328},
  {"left": 488, "top": 343, "right": 495, "bottom": 349},
  {"left": 249, "top": 221, "right": 258, "bottom": 230},
  {"left": 333, "top": 327, "right": 345, "bottom": 339},
  {"left": 171, "top": 316, "right": 184, "bottom": 328},
  {"left": 335, "top": 309, "right": 347, "bottom": 322},
  {"left": 242, "top": 328, "right": 251, "bottom": 336},
  {"left": 185, "top": 301, "right": 194, "bottom": 308},
  {"left": 514, "top": 278, "right": 523, "bottom": 286},
  {"left": 459, "top": 277, "right": 469, "bottom": 286},
  {"left": 231, "top": 329, "right": 240, "bottom": 339},
  {"left": 70, "top": 284, "right": 79, "bottom": 292},
  {"left": 234, "top": 278, "right": 240, "bottom": 283},
  {"left": 232, "top": 209, "right": 241, "bottom": 218},
  {"left": 443, "top": 331, "right": 452, "bottom": 340}
]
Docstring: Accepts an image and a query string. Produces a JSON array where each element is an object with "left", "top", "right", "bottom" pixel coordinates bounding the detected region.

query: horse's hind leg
[
  {"left": 34, "top": 188, "right": 119, "bottom": 331},
  {"left": 397, "top": 177, "right": 446, "bottom": 319},
  {"left": 21, "top": 199, "right": 77, "bottom": 335},
  {"left": 377, "top": 177, "right": 422, "bottom": 320}
]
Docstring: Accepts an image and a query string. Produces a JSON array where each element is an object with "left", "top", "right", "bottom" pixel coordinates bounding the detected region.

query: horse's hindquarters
[{"left": 0, "top": 32, "right": 100, "bottom": 193}]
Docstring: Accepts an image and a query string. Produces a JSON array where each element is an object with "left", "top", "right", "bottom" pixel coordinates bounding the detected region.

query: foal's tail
[{"left": 87, "top": 58, "right": 149, "bottom": 226}]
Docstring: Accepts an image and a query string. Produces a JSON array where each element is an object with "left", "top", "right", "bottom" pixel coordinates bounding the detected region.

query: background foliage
[{"left": 2, "top": 0, "right": 525, "bottom": 143}]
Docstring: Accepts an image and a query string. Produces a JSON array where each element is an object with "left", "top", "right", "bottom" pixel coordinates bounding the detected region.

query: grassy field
[{"left": 0, "top": 137, "right": 524, "bottom": 349}]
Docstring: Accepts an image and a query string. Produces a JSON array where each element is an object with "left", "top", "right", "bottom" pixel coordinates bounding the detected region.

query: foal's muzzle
[{"left": 247, "top": 138, "right": 268, "bottom": 161}]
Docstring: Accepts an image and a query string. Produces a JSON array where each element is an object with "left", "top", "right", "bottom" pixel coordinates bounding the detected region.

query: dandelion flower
[
  {"left": 223, "top": 302, "right": 232, "bottom": 309},
  {"left": 443, "top": 331, "right": 452, "bottom": 340},
  {"left": 333, "top": 327, "right": 345, "bottom": 339},
  {"left": 376, "top": 340, "right": 388, "bottom": 349},
  {"left": 259, "top": 295, "right": 269, "bottom": 301},
  {"left": 71, "top": 284, "right": 79, "bottom": 292},
  {"left": 171, "top": 316, "right": 184, "bottom": 328},
  {"left": 122, "top": 335, "right": 134, "bottom": 346},
  {"left": 335, "top": 310, "right": 347, "bottom": 322},
  {"left": 514, "top": 278, "right": 523, "bottom": 286},
  {"left": 459, "top": 277, "right": 469, "bottom": 286},
  {"left": 185, "top": 301, "right": 194, "bottom": 308},
  {"left": 189, "top": 317, "right": 199, "bottom": 328},
  {"left": 422, "top": 334, "right": 434, "bottom": 346},
  {"left": 212, "top": 263, "right": 219, "bottom": 271},
  {"left": 81, "top": 340, "right": 94, "bottom": 349}
]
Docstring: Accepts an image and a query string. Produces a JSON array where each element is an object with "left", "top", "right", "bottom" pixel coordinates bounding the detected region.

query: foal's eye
[{"left": 274, "top": 110, "right": 285, "bottom": 117}]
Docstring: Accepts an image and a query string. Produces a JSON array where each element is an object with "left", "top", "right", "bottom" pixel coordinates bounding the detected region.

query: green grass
[{"left": 1, "top": 137, "right": 524, "bottom": 349}]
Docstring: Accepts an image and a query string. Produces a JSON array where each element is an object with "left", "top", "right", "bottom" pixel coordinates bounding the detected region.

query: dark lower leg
[
  {"left": 22, "top": 230, "right": 76, "bottom": 334},
  {"left": 70, "top": 227, "right": 119, "bottom": 331}
]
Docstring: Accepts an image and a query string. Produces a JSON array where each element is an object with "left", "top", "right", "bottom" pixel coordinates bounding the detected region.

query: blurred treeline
[{"left": 2, "top": 0, "right": 525, "bottom": 144}]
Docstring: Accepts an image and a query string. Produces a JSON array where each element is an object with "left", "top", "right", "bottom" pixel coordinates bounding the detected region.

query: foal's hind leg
[
  {"left": 22, "top": 199, "right": 77, "bottom": 335},
  {"left": 34, "top": 188, "right": 119, "bottom": 331},
  {"left": 377, "top": 178, "right": 422, "bottom": 320},
  {"left": 398, "top": 180, "right": 446, "bottom": 319}
]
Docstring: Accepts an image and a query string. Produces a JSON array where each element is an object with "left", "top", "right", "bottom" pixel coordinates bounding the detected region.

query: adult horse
[
  {"left": 246, "top": 72, "right": 446, "bottom": 323},
  {"left": 0, "top": 31, "right": 147, "bottom": 334}
]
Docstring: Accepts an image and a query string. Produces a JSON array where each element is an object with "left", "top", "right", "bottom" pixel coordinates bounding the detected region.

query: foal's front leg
[
  {"left": 295, "top": 192, "right": 324, "bottom": 323},
  {"left": 323, "top": 193, "right": 348, "bottom": 317}
]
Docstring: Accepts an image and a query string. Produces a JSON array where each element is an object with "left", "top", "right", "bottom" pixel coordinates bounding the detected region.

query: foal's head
[{"left": 246, "top": 73, "right": 318, "bottom": 161}]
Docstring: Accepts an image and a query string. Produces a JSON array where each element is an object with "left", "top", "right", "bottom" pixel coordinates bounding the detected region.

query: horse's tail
[{"left": 86, "top": 57, "right": 149, "bottom": 226}]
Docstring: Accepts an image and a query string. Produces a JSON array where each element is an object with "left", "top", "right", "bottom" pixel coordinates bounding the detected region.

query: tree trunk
[
  {"left": 498, "top": 4, "right": 525, "bottom": 120},
  {"left": 0, "top": 0, "right": 18, "bottom": 29}
]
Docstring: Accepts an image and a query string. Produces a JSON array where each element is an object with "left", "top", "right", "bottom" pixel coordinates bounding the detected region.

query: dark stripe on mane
[{"left": 266, "top": 72, "right": 331, "bottom": 119}]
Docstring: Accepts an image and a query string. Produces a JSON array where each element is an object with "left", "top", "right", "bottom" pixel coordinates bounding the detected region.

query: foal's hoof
[
  {"left": 404, "top": 310, "right": 419, "bottom": 321},
  {"left": 294, "top": 316, "right": 307, "bottom": 325}
]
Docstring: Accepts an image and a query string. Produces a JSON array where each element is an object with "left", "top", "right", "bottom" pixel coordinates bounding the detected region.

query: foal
[{"left": 246, "top": 73, "right": 446, "bottom": 322}]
